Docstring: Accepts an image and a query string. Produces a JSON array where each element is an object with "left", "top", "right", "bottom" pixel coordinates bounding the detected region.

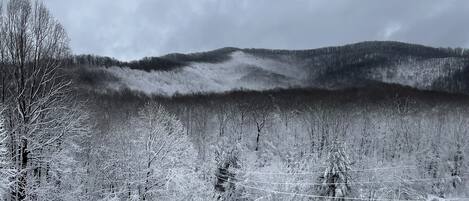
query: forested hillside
[
  {"left": 0, "top": 0, "right": 468, "bottom": 200},
  {"left": 69, "top": 41, "right": 469, "bottom": 96}
]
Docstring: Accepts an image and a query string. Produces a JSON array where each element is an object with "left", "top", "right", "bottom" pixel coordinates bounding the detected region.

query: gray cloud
[{"left": 46, "top": 0, "right": 469, "bottom": 60}]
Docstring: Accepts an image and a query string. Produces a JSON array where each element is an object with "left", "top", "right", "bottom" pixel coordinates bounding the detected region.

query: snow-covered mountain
[{"left": 71, "top": 41, "right": 469, "bottom": 96}]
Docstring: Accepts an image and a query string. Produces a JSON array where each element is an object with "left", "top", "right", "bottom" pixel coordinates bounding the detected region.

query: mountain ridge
[
  {"left": 68, "top": 41, "right": 469, "bottom": 96},
  {"left": 70, "top": 41, "right": 468, "bottom": 69}
]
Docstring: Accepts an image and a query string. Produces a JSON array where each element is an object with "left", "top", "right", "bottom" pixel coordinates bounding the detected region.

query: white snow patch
[
  {"left": 100, "top": 51, "right": 307, "bottom": 96},
  {"left": 369, "top": 57, "right": 465, "bottom": 90}
]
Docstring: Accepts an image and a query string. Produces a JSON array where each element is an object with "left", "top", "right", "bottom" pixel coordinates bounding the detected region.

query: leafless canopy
[{"left": 1, "top": 0, "right": 74, "bottom": 200}]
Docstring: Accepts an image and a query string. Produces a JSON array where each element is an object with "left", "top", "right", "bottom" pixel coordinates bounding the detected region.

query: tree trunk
[
  {"left": 255, "top": 126, "right": 261, "bottom": 151},
  {"left": 19, "top": 138, "right": 28, "bottom": 200},
  {"left": 143, "top": 159, "right": 151, "bottom": 200}
]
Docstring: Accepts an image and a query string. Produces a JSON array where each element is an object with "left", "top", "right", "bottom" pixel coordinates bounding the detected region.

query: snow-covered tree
[
  {"left": 131, "top": 102, "right": 208, "bottom": 200},
  {"left": 0, "top": 1, "right": 5, "bottom": 102},
  {"left": 0, "top": 106, "right": 14, "bottom": 199},
  {"left": 33, "top": 103, "right": 91, "bottom": 201},
  {"left": 449, "top": 123, "right": 466, "bottom": 191},
  {"left": 214, "top": 137, "right": 241, "bottom": 200},
  {"left": 426, "top": 139, "right": 444, "bottom": 197},
  {"left": 319, "top": 141, "right": 353, "bottom": 201},
  {"left": 79, "top": 102, "right": 212, "bottom": 201},
  {"left": 0, "top": 0, "right": 88, "bottom": 199}
]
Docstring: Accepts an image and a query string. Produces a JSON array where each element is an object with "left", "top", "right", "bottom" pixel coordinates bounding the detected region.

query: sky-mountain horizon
[
  {"left": 46, "top": 0, "right": 469, "bottom": 60},
  {"left": 69, "top": 41, "right": 469, "bottom": 97},
  {"left": 72, "top": 40, "right": 468, "bottom": 63}
]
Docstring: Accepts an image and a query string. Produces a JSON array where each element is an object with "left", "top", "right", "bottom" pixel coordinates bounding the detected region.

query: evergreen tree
[
  {"left": 426, "top": 140, "right": 444, "bottom": 197},
  {"left": 450, "top": 137, "right": 464, "bottom": 189},
  {"left": 319, "top": 141, "right": 352, "bottom": 201},
  {"left": 214, "top": 138, "right": 241, "bottom": 200}
]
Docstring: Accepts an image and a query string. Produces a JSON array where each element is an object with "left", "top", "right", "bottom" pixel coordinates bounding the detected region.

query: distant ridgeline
[
  {"left": 66, "top": 41, "right": 469, "bottom": 96},
  {"left": 66, "top": 47, "right": 238, "bottom": 71}
]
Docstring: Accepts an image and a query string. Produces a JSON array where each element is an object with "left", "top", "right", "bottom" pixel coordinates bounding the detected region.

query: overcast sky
[{"left": 46, "top": 0, "right": 469, "bottom": 61}]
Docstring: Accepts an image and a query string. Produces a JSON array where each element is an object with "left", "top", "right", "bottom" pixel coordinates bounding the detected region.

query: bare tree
[
  {"left": 214, "top": 103, "right": 228, "bottom": 137},
  {"left": 0, "top": 1, "right": 6, "bottom": 103},
  {"left": 0, "top": 0, "right": 80, "bottom": 199},
  {"left": 131, "top": 102, "right": 197, "bottom": 200},
  {"left": 247, "top": 97, "right": 271, "bottom": 152},
  {"left": 0, "top": 106, "right": 14, "bottom": 198}
]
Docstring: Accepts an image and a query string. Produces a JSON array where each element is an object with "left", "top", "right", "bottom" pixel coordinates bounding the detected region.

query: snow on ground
[
  {"left": 426, "top": 195, "right": 469, "bottom": 201},
  {"left": 102, "top": 51, "right": 307, "bottom": 96},
  {"left": 369, "top": 57, "right": 465, "bottom": 90}
]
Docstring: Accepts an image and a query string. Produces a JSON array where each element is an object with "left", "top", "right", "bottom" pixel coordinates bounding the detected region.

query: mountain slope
[{"left": 70, "top": 41, "right": 469, "bottom": 96}]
